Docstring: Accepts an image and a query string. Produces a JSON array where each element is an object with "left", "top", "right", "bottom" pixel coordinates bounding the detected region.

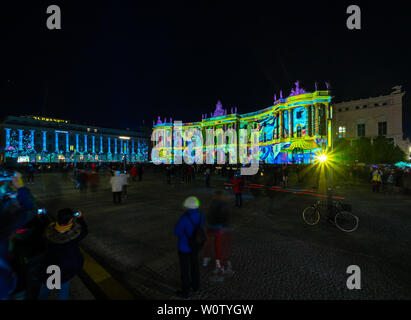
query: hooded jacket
[
  {"left": 174, "top": 209, "right": 204, "bottom": 253},
  {"left": 40, "top": 217, "right": 88, "bottom": 284}
]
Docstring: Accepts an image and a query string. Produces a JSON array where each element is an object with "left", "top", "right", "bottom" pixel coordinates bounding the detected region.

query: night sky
[{"left": 1, "top": 1, "right": 410, "bottom": 135}]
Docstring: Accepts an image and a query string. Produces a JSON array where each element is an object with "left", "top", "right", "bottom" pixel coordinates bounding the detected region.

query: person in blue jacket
[
  {"left": 0, "top": 172, "right": 36, "bottom": 300},
  {"left": 174, "top": 196, "right": 204, "bottom": 299}
]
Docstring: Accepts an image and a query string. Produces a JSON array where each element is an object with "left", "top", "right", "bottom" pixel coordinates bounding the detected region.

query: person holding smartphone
[
  {"left": 0, "top": 171, "right": 36, "bottom": 300},
  {"left": 38, "top": 208, "right": 88, "bottom": 300}
]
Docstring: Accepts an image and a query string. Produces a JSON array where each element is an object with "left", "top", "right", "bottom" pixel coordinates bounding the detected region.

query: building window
[
  {"left": 296, "top": 110, "right": 303, "bottom": 119},
  {"left": 363, "top": 105, "right": 367, "bottom": 108},
  {"left": 378, "top": 122, "right": 387, "bottom": 135},
  {"left": 338, "top": 108, "right": 342, "bottom": 112},
  {"left": 338, "top": 126, "right": 346, "bottom": 138},
  {"left": 345, "top": 107, "right": 349, "bottom": 111},
  {"left": 357, "top": 124, "right": 365, "bottom": 137},
  {"left": 355, "top": 106, "right": 359, "bottom": 109}
]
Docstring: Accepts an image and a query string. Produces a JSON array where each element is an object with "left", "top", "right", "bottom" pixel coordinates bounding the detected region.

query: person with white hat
[{"left": 174, "top": 196, "right": 205, "bottom": 299}]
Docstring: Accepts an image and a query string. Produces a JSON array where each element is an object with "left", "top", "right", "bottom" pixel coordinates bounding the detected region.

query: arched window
[{"left": 297, "top": 126, "right": 302, "bottom": 138}]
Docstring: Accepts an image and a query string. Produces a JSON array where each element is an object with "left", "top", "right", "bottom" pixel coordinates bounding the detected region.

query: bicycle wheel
[
  {"left": 334, "top": 211, "right": 359, "bottom": 232},
  {"left": 302, "top": 206, "right": 320, "bottom": 225}
]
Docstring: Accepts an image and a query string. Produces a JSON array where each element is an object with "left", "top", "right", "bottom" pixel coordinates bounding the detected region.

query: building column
[
  {"left": 120, "top": 139, "right": 123, "bottom": 154},
  {"left": 92, "top": 136, "right": 95, "bottom": 153},
  {"left": 126, "top": 140, "right": 129, "bottom": 154},
  {"left": 305, "top": 106, "right": 309, "bottom": 136},
  {"left": 108, "top": 137, "right": 111, "bottom": 154},
  {"left": 114, "top": 138, "right": 117, "bottom": 154},
  {"left": 30, "top": 130, "right": 35, "bottom": 150},
  {"left": 289, "top": 108, "right": 293, "bottom": 138},
  {"left": 100, "top": 136, "right": 103, "bottom": 153},
  {"left": 55, "top": 131, "right": 59, "bottom": 152},
  {"left": 5, "top": 128, "right": 11, "bottom": 149},
  {"left": 312, "top": 105, "right": 316, "bottom": 136},
  {"left": 132, "top": 140, "right": 135, "bottom": 154},
  {"left": 43, "top": 131, "right": 47, "bottom": 152},
  {"left": 279, "top": 112, "right": 283, "bottom": 139},
  {"left": 66, "top": 133, "right": 69, "bottom": 152},
  {"left": 75, "top": 134, "right": 79, "bottom": 152},
  {"left": 84, "top": 134, "right": 88, "bottom": 153},
  {"left": 18, "top": 129, "right": 24, "bottom": 151}
]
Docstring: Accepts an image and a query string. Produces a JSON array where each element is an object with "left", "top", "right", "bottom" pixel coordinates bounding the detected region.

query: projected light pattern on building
[
  {"left": 1, "top": 116, "right": 149, "bottom": 163},
  {"left": 152, "top": 82, "right": 332, "bottom": 164}
]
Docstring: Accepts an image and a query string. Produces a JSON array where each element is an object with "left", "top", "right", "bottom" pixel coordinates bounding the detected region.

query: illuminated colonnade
[{"left": 2, "top": 117, "right": 149, "bottom": 163}]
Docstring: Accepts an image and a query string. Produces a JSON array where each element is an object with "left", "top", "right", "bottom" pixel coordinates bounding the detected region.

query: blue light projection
[
  {"left": 66, "top": 133, "right": 69, "bottom": 152},
  {"left": 5, "top": 128, "right": 11, "bottom": 148},
  {"left": 76, "top": 134, "right": 79, "bottom": 152},
  {"left": 18, "top": 130, "right": 24, "bottom": 150},
  {"left": 3, "top": 128, "right": 148, "bottom": 163},
  {"left": 92, "top": 136, "right": 95, "bottom": 153},
  {"left": 42, "top": 131, "right": 47, "bottom": 151},
  {"left": 55, "top": 132, "right": 59, "bottom": 152}
]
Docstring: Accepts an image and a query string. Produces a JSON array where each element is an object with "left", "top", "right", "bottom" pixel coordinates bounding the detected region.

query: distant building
[
  {"left": 0, "top": 115, "right": 150, "bottom": 164},
  {"left": 333, "top": 86, "right": 410, "bottom": 159}
]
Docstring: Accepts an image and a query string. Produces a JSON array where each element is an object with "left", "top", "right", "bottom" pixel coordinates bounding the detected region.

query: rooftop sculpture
[
  {"left": 288, "top": 81, "right": 307, "bottom": 97},
  {"left": 212, "top": 100, "right": 226, "bottom": 117}
]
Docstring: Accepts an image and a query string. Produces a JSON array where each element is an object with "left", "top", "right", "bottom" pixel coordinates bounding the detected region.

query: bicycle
[{"left": 302, "top": 199, "right": 359, "bottom": 232}]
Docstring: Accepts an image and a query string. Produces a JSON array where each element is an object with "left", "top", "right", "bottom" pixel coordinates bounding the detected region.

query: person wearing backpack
[{"left": 173, "top": 196, "right": 205, "bottom": 299}]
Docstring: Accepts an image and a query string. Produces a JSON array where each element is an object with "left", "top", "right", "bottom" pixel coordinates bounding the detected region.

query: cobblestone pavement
[{"left": 30, "top": 169, "right": 411, "bottom": 299}]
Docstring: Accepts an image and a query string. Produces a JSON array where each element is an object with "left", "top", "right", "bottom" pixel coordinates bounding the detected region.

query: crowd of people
[
  {"left": 3, "top": 159, "right": 411, "bottom": 301},
  {"left": 0, "top": 170, "right": 88, "bottom": 300}
]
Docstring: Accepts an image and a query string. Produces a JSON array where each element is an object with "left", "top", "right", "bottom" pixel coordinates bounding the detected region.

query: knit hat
[
  {"left": 57, "top": 208, "right": 75, "bottom": 225},
  {"left": 183, "top": 196, "right": 200, "bottom": 209}
]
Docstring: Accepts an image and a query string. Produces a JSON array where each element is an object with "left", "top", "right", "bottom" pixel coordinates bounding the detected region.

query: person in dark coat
[
  {"left": 230, "top": 173, "right": 244, "bottom": 207},
  {"left": 37, "top": 208, "right": 88, "bottom": 300},
  {"left": 174, "top": 196, "right": 204, "bottom": 299},
  {"left": 131, "top": 166, "right": 138, "bottom": 182},
  {"left": 203, "top": 191, "right": 231, "bottom": 279},
  {"left": 0, "top": 172, "right": 36, "bottom": 300}
]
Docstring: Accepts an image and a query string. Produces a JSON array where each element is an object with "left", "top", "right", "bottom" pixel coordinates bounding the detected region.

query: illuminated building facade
[
  {"left": 0, "top": 116, "right": 149, "bottom": 164},
  {"left": 152, "top": 82, "right": 332, "bottom": 164}
]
